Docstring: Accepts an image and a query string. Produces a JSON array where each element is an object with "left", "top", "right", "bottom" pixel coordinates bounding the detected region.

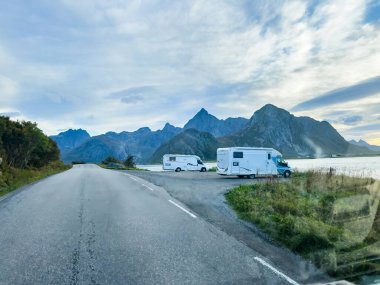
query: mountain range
[
  {"left": 51, "top": 104, "right": 378, "bottom": 164},
  {"left": 348, "top": 139, "right": 380, "bottom": 151}
]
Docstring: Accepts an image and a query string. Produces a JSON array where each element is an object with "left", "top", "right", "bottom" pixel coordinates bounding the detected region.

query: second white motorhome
[
  {"left": 162, "top": 154, "right": 207, "bottom": 172},
  {"left": 216, "top": 147, "right": 292, "bottom": 178}
]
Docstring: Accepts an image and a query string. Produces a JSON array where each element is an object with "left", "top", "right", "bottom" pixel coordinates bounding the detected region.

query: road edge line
[
  {"left": 168, "top": 199, "right": 197, "bottom": 218},
  {"left": 254, "top": 257, "right": 300, "bottom": 285}
]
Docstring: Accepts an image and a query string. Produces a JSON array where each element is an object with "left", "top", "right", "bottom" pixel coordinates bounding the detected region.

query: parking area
[{"left": 126, "top": 170, "right": 330, "bottom": 284}]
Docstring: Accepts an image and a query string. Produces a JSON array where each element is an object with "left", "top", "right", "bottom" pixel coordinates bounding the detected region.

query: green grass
[
  {"left": 208, "top": 166, "right": 217, "bottom": 172},
  {"left": 225, "top": 170, "right": 380, "bottom": 278},
  {"left": 0, "top": 161, "right": 71, "bottom": 197},
  {"left": 98, "top": 164, "right": 148, "bottom": 171}
]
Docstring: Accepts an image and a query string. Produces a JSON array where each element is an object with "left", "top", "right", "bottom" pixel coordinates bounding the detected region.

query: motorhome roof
[
  {"left": 217, "top": 147, "right": 275, "bottom": 151},
  {"left": 163, "top": 154, "right": 200, "bottom": 157}
]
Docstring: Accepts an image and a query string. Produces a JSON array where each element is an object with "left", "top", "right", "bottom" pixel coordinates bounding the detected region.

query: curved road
[{"left": 0, "top": 165, "right": 298, "bottom": 285}]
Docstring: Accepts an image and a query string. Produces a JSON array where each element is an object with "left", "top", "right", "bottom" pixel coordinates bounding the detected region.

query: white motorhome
[
  {"left": 216, "top": 147, "right": 292, "bottom": 178},
  {"left": 162, "top": 154, "right": 207, "bottom": 172}
]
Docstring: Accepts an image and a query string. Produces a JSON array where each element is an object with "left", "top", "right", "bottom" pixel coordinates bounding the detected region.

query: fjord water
[
  {"left": 288, "top": 156, "right": 380, "bottom": 179},
  {"left": 138, "top": 156, "right": 380, "bottom": 179}
]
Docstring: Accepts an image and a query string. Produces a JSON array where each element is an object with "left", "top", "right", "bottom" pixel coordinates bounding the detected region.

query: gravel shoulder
[{"left": 127, "top": 170, "right": 332, "bottom": 284}]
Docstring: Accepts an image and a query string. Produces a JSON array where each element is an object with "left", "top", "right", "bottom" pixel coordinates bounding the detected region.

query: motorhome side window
[
  {"left": 169, "top": 157, "right": 176, "bottom": 161},
  {"left": 233, "top": 152, "right": 243, "bottom": 158},
  {"left": 268, "top": 153, "right": 271, "bottom": 160},
  {"left": 197, "top": 159, "right": 203, "bottom": 165}
]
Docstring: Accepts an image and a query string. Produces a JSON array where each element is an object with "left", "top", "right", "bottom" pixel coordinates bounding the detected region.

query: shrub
[
  {"left": 101, "top": 156, "right": 120, "bottom": 165},
  {"left": 123, "top": 155, "right": 136, "bottom": 168}
]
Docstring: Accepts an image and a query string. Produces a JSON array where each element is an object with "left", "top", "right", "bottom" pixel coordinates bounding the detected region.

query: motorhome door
[{"left": 232, "top": 151, "right": 243, "bottom": 174}]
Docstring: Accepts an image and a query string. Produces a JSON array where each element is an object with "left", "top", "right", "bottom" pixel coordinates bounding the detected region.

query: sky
[{"left": 0, "top": 0, "right": 379, "bottom": 144}]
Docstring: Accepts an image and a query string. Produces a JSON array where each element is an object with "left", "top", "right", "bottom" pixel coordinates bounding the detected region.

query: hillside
[
  {"left": 220, "top": 104, "right": 373, "bottom": 158},
  {"left": 150, "top": 129, "right": 219, "bottom": 163}
]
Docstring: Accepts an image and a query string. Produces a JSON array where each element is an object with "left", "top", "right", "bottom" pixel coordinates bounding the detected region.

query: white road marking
[
  {"left": 125, "top": 174, "right": 154, "bottom": 191},
  {"left": 142, "top": 184, "right": 154, "bottom": 191},
  {"left": 254, "top": 257, "right": 300, "bottom": 285},
  {"left": 125, "top": 174, "right": 137, "bottom": 181},
  {"left": 168, "top": 200, "right": 197, "bottom": 218}
]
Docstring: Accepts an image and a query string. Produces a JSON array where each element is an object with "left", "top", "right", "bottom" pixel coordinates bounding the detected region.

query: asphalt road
[{"left": 0, "top": 165, "right": 297, "bottom": 285}]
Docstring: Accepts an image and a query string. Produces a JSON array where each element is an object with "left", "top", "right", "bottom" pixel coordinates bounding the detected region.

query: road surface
[{"left": 0, "top": 165, "right": 299, "bottom": 285}]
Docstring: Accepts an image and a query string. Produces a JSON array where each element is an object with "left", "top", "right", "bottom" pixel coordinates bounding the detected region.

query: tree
[
  {"left": 102, "top": 156, "right": 120, "bottom": 165},
  {"left": 0, "top": 116, "right": 61, "bottom": 169},
  {"left": 123, "top": 155, "right": 136, "bottom": 168}
]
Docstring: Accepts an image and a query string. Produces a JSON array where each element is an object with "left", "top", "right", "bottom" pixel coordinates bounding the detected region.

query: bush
[
  {"left": 0, "top": 116, "right": 60, "bottom": 169},
  {"left": 123, "top": 155, "right": 136, "bottom": 168},
  {"left": 101, "top": 156, "right": 120, "bottom": 165}
]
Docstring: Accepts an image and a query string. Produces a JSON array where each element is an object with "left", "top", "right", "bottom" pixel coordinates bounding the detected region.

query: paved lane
[{"left": 0, "top": 165, "right": 297, "bottom": 285}]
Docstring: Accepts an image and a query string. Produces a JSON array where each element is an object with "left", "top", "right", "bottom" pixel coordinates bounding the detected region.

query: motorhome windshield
[{"left": 277, "top": 157, "right": 288, "bottom": 166}]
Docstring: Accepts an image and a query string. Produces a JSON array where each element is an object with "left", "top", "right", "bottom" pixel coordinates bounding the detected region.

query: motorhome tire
[
  {"left": 200, "top": 167, "right": 206, "bottom": 172},
  {"left": 284, "top": 170, "right": 291, "bottom": 178},
  {"left": 249, "top": 174, "right": 256, "bottom": 179},
  {"left": 175, "top": 167, "right": 181, "bottom": 172}
]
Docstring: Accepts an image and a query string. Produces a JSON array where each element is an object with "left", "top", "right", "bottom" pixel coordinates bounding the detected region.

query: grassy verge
[
  {"left": 208, "top": 166, "right": 217, "bottom": 172},
  {"left": 225, "top": 170, "right": 380, "bottom": 280},
  {"left": 0, "top": 161, "right": 71, "bottom": 197},
  {"left": 98, "top": 163, "right": 148, "bottom": 171}
]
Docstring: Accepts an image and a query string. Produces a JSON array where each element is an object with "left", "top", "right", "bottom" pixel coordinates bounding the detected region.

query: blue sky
[{"left": 0, "top": 0, "right": 379, "bottom": 144}]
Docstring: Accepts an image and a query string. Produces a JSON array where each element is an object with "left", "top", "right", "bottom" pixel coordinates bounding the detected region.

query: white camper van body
[
  {"left": 217, "top": 147, "right": 289, "bottom": 177},
  {"left": 162, "top": 154, "right": 207, "bottom": 172}
]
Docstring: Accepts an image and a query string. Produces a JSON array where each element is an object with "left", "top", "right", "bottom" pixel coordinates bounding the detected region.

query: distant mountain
[
  {"left": 349, "top": 139, "right": 380, "bottom": 152},
  {"left": 150, "top": 129, "right": 219, "bottom": 163},
  {"left": 62, "top": 123, "right": 181, "bottom": 163},
  {"left": 53, "top": 105, "right": 374, "bottom": 164},
  {"left": 219, "top": 104, "right": 373, "bottom": 158},
  {"left": 50, "top": 129, "right": 90, "bottom": 155},
  {"left": 184, "top": 108, "right": 248, "bottom": 137}
]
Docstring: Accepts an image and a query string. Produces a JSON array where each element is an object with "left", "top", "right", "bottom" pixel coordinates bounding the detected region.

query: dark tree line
[
  {"left": 0, "top": 116, "right": 60, "bottom": 169},
  {"left": 102, "top": 155, "right": 136, "bottom": 168}
]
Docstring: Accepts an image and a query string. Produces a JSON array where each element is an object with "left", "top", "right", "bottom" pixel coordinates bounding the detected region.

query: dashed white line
[
  {"left": 125, "top": 174, "right": 138, "bottom": 181},
  {"left": 254, "top": 257, "right": 300, "bottom": 285},
  {"left": 142, "top": 184, "right": 154, "bottom": 191},
  {"left": 168, "top": 200, "right": 197, "bottom": 218}
]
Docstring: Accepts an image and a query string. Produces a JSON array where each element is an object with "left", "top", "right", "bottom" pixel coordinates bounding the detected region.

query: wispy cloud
[
  {"left": 0, "top": 111, "right": 21, "bottom": 117},
  {"left": 292, "top": 76, "right": 380, "bottom": 111}
]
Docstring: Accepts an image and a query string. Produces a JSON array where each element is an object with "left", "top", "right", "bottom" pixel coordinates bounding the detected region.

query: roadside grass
[
  {"left": 0, "top": 161, "right": 71, "bottom": 197},
  {"left": 225, "top": 170, "right": 380, "bottom": 279},
  {"left": 208, "top": 166, "right": 217, "bottom": 172},
  {"left": 98, "top": 163, "right": 148, "bottom": 171}
]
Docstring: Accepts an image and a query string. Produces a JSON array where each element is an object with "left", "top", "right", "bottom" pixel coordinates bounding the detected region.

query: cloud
[
  {"left": 0, "top": 0, "right": 379, "bottom": 142},
  {"left": 348, "top": 123, "right": 380, "bottom": 132},
  {"left": 340, "top": 115, "right": 363, "bottom": 125},
  {"left": 108, "top": 86, "right": 156, "bottom": 104},
  {"left": 291, "top": 76, "right": 380, "bottom": 111},
  {"left": 0, "top": 111, "right": 21, "bottom": 117}
]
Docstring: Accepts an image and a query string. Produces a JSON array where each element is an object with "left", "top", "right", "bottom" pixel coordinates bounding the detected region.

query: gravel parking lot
[{"left": 126, "top": 170, "right": 331, "bottom": 284}]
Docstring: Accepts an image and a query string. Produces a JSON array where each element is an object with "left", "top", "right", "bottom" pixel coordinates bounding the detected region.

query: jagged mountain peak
[
  {"left": 184, "top": 108, "right": 248, "bottom": 137},
  {"left": 57, "top": 128, "right": 90, "bottom": 137},
  {"left": 50, "top": 128, "right": 91, "bottom": 155},
  {"left": 196, "top": 108, "right": 210, "bottom": 116},
  {"left": 162, "top": 122, "right": 177, "bottom": 131}
]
